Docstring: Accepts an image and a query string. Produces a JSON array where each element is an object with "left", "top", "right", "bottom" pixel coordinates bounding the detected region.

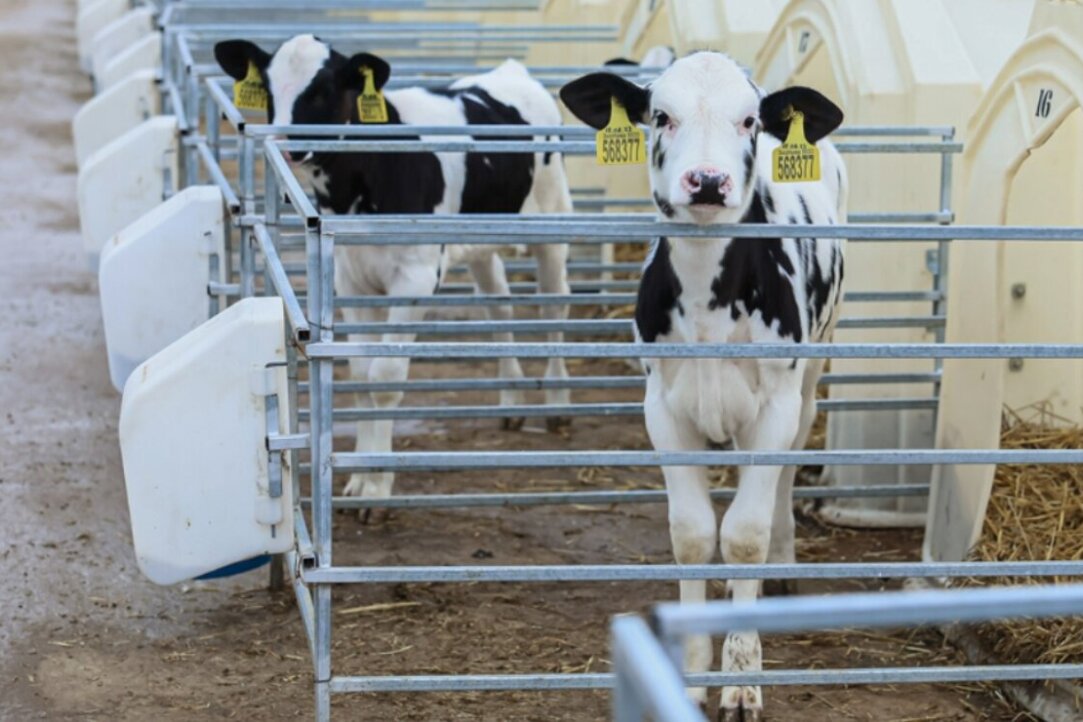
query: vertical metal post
[
  {"left": 310, "top": 222, "right": 335, "bottom": 721},
  {"left": 160, "top": 27, "right": 173, "bottom": 95},
  {"left": 239, "top": 132, "right": 257, "bottom": 296},
  {"left": 239, "top": 230, "right": 255, "bottom": 299},
  {"left": 184, "top": 66, "right": 200, "bottom": 188},
  {"left": 205, "top": 85, "right": 221, "bottom": 163},
  {"left": 241, "top": 134, "right": 256, "bottom": 213},
  {"left": 264, "top": 155, "right": 286, "bottom": 592},
  {"left": 207, "top": 248, "right": 220, "bottom": 317},
  {"left": 205, "top": 81, "right": 223, "bottom": 315},
  {"left": 265, "top": 155, "right": 281, "bottom": 262},
  {"left": 931, "top": 129, "right": 955, "bottom": 407},
  {"left": 239, "top": 134, "right": 257, "bottom": 298},
  {"left": 612, "top": 667, "right": 643, "bottom": 722}
]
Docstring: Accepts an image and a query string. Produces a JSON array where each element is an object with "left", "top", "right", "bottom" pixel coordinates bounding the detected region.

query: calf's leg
[
  {"left": 529, "top": 157, "right": 573, "bottom": 430},
  {"left": 644, "top": 383, "right": 714, "bottom": 710},
  {"left": 340, "top": 305, "right": 386, "bottom": 519},
  {"left": 343, "top": 268, "right": 438, "bottom": 518},
  {"left": 532, "top": 241, "right": 571, "bottom": 431},
  {"left": 720, "top": 388, "right": 801, "bottom": 721},
  {"left": 467, "top": 251, "right": 527, "bottom": 430},
  {"left": 765, "top": 361, "right": 822, "bottom": 593}
]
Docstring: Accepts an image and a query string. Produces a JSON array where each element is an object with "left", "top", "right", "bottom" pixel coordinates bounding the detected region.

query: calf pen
[
  {"left": 251, "top": 134, "right": 1083, "bottom": 718},
  {"left": 92, "top": 6, "right": 1083, "bottom": 720}
]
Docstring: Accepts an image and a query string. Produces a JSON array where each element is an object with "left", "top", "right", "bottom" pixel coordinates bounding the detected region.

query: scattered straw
[
  {"left": 337, "top": 601, "right": 422, "bottom": 616},
  {"left": 957, "top": 404, "right": 1083, "bottom": 667}
]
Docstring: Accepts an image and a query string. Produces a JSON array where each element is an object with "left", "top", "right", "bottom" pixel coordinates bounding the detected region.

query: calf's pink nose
[{"left": 681, "top": 166, "right": 732, "bottom": 195}]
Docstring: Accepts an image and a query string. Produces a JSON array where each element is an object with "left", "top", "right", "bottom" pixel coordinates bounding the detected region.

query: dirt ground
[{"left": 0, "top": 2, "right": 1041, "bottom": 721}]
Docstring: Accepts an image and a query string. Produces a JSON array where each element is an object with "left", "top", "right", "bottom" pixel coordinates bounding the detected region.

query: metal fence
[
  {"left": 613, "top": 584, "right": 1083, "bottom": 722},
  {"left": 142, "top": 4, "right": 1083, "bottom": 720}
]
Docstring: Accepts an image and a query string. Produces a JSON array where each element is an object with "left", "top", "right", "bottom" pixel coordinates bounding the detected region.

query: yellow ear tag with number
[
  {"left": 596, "top": 96, "right": 646, "bottom": 166},
  {"left": 772, "top": 109, "right": 820, "bottom": 183},
  {"left": 234, "top": 61, "right": 268, "bottom": 112},
  {"left": 357, "top": 67, "right": 389, "bottom": 123}
]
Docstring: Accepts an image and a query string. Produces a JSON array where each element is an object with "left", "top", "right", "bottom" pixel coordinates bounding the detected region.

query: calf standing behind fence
[
  {"left": 562, "top": 52, "right": 847, "bottom": 720},
  {"left": 215, "top": 35, "right": 575, "bottom": 516}
]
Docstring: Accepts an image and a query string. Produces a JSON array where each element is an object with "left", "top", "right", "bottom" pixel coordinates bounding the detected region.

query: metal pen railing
[
  {"left": 613, "top": 584, "right": 1083, "bottom": 722},
  {"left": 139, "top": 8, "right": 1083, "bottom": 720}
]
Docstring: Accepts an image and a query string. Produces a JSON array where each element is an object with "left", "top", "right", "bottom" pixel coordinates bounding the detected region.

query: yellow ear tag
[
  {"left": 357, "top": 67, "right": 388, "bottom": 123},
  {"left": 596, "top": 96, "right": 646, "bottom": 166},
  {"left": 233, "top": 61, "right": 268, "bottom": 112},
  {"left": 771, "top": 109, "right": 820, "bottom": 183}
]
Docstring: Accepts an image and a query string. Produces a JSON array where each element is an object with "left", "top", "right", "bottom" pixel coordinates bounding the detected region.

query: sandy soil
[{"left": 0, "top": 2, "right": 1037, "bottom": 721}]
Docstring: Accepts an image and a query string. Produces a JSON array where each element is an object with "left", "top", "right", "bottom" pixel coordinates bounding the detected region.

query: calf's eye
[{"left": 742, "top": 116, "right": 756, "bottom": 130}]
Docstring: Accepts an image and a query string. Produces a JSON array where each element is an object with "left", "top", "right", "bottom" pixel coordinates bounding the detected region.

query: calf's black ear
[
  {"left": 214, "top": 40, "right": 272, "bottom": 80},
  {"left": 759, "top": 86, "right": 843, "bottom": 144},
  {"left": 560, "top": 73, "right": 650, "bottom": 130},
  {"left": 339, "top": 52, "right": 392, "bottom": 91}
]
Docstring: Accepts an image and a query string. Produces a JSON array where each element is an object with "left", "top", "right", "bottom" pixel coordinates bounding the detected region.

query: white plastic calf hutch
[
  {"left": 97, "top": 31, "right": 163, "bottom": 92},
  {"left": 621, "top": 0, "right": 787, "bottom": 68},
  {"left": 77, "top": 114, "right": 178, "bottom": 269},
  {"left": 72, "top": 68, "right": 160, "bottom": 167},
  {"left": 119, "top": 298, "right": 293, "bottom": 585},
  {"left": 76, "top": 0, "right": 129, "bottom": 73},
  {"left": 89, "top": 7, "right": 156, "bottom": 83},
  {"left": 754, "top": 0, "right": 1031, "bottom": 527},
  {"left": 529, "top": 0, "right": 635, "bottom": 211},
  {"left": 927, "top": 0, "right": 1083, "bottom": 564},
  {"left": 99, "top": 185, "right": 228, "bottom": 392}
]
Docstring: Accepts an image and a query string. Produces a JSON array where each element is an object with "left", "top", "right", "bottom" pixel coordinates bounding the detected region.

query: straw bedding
[{"left": 958, "top": 405, "right": 1083, "bottom": 668}]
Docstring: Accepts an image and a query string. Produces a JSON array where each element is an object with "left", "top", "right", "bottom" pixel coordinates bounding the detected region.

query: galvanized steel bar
[
  {"left": 306, "top": 341, "right": 1083, "bottom": 360},
  {"left": 612, "top": 617, "right": 704, "bottom": 722},
  {"left": 251, "top": 224, "right": 310, "bottom": 341},
  {"left": 310, "top": 397, "right": 937, "bottom": 423},
  {"left": 241, "top": 123, "right": 960, "bottom": 139},
  {"left": 313, "top": 484, "right": 931, "bottom": 510},
  {"left": 264, "top": 139, "right": 319, "bottom": 222},
  {"left": 194, "top": 140, "right": 241, "bottom": 212},
  {"left": 331, "top": 448, "right": 1083, "bottom": 473},
  {"left": 204, "top": 76, "right": 245, "bottom": 131},
  {"left": 298, "top": 371, "right": 940, "bottom": 395},
  {"left": 330, "top": 290, "right": 943, "bottom": 308},
  {"left": 327, "top": 664, "right": 1083, "bottom": 693},
  {"left": 287, "top": 551, "right": 318, "bottom": 662},
  {"left": 318, "top": 215, "right": 1083, "bottom": 242},
  {"left": 651, "top": 583, "right": 1083, "bottom": 639},
  {"left": 333, "top": 316, "right": 945, "bottom": 335},
  {"left": 276, "top": 138, "right": 962, "bottom": 155},
  {"left": 303, "top": 561, "right": 1083, "bottom": 585}
]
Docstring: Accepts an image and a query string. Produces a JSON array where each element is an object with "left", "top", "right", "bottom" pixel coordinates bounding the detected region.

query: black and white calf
[
  {"left": 562, "top": 53, "right": 846, "bottom": 720},
  {"left": 215, "top": 35, "right": 574, "bottom": 510}
]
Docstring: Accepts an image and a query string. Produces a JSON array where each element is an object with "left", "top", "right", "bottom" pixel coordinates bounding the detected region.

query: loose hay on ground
[{"left": 959, "top": 406, "right": 1083, "bottom": 668}]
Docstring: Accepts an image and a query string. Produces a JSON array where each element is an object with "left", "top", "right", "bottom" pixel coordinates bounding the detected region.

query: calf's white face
[
  {"left": 214, "top": 35, "right": 392, "bottom": 161},
  {"left": 561, "top": 51, "right": 844, "bottom": 225},
  {"left": 647, "top": 54, "right": 762, "bottom": 223},
  {"left": 263, "top": 34, "right": 331, "bottom": 127}
]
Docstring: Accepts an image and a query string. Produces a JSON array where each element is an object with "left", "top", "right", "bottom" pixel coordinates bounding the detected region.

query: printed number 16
[{"left": 1036, "top": 88, "right": 1053, "bottom": 118}]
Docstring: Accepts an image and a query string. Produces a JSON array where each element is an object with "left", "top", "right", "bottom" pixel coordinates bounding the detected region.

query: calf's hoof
[
  {"left": 360, "top": 506, "right": 391, "bottom": 525},
  {"left": 545, "top": 416, "right": 572, "bottom": 433},
  {"left": 762, "top": 578, "right": 797, "bottom": 597},
  {"left": 720, "top": 686, "right": 762, "bottom": 722},
  {"left": 344, "top": 474, "right": 393, "bottom": 524},
  {"left": 501, "top": 416, "right": 526, "bottom": 431}
]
